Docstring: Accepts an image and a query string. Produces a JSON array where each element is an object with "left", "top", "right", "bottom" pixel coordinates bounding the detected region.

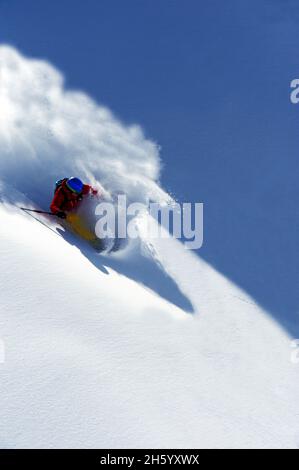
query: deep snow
[
  {"left": 0, "top": 46, "right": 299, "bottom": 449},
  {"left": 0, "top": 194, "right": 298, "bottom": 448}
]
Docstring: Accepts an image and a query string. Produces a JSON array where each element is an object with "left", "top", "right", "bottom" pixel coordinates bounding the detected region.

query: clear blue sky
[
  {"left": 0, "top": 0, "right": 297, "bottom": 198},
  {"left": 1, "top": 0, "right": 299, "bottom": 333}
]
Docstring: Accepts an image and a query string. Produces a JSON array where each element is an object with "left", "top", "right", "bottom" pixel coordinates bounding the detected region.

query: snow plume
[{"left": 0, "top": 45, "right": 169, "bottom": 208}]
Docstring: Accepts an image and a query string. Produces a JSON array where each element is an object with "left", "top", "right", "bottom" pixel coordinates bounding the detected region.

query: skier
[{"left": 50, "top": 177, "right": 98, "bottom": 219}]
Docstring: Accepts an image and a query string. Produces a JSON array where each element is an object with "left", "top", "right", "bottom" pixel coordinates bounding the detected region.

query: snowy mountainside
[
  {"left": 0, "top": 45, "right": 298, "bottom": 449},
  {"left": 0, "top": 192, "right": 298, "bottom": 448}
]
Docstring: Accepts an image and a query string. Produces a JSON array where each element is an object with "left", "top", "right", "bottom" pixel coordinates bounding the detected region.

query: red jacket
[{"left": 50, "top": 180, "right": 97, "bottom": 214}]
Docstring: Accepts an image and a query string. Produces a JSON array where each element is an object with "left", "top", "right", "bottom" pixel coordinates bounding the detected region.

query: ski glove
[{"left": 56, "top": 211, "right": 67, "bottom": 219}]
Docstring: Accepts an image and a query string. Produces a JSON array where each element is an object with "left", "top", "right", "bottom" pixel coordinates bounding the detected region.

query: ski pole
[{"left": 20, "top": 207, "right": 57, "bottom": 216}]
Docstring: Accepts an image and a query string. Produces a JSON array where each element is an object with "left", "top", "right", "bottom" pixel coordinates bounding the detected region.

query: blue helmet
[{"left": 66, "top": 177, "right": 84, "bottom": 194}]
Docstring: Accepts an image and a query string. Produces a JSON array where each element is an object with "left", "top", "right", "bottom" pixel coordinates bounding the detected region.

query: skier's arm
[
  {"left": 50, "top": 188, "right": 65, "bottom": 214},
  {"left": 82, "top": 184, "right": 100, "bottom": 197}
]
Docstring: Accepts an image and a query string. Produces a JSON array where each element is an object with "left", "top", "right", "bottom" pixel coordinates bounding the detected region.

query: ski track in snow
[{"left": 0, "top": 46, "right": 298, "bottom": 449}]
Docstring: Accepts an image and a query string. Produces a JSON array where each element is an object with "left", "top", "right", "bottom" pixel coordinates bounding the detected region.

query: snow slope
[
  {"left": 0, "top": 45, "right": 298, "bottom": 449},
  {"left": 0, "top": 196, "right": 298, "bottom": 449}
]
